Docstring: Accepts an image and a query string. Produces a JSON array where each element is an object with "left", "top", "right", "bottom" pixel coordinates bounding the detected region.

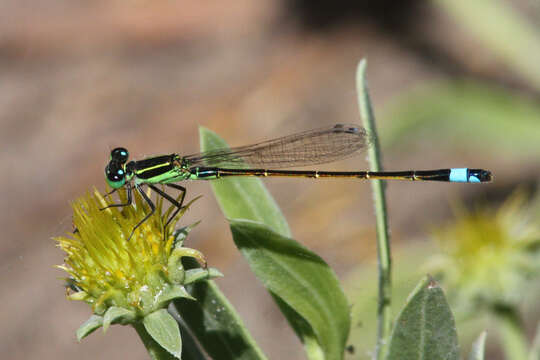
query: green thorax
[{"left": 132, "top": 154, "right": 191, "bottom": 184}]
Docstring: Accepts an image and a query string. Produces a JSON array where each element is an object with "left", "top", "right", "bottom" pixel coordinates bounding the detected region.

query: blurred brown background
[{"left": 2, "top": 1, "right": 540, "bottom": 359}]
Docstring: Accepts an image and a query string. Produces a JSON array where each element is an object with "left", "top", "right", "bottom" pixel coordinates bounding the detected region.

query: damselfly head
[
  {"left": 105, "top": 148, "right": 132, "bottom": 188},
  {"left": 105, "top": 161, "right": 126, "bottom": 188},
  {"left": 110, "top": 147, "right": 129, "bottom": 163}
]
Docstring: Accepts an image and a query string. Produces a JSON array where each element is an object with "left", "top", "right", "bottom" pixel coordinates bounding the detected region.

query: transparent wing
[{"left": 183, "top": 124, "right": 370, "bottom": 169}]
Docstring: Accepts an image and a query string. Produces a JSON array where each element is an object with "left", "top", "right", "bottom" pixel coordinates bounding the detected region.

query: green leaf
[
  {"left": 103, "top": 306, "right": 136, "bottom": 332},
  {"left": 468, "top": 331, "right": 487, "bottom": 360},
  {"left": 143, "top": 309, "right": 182, "bottom": 359},
  {"left": 199, "top": 127, "right": 290, "bottom": 238},
  {"left": 173, "top": 279, "right": 268, "bottom": 360},
  {"left": 230, "top": 219, "right": 350, "bottom": 360},
  {"left": 200, "top": 127, "right": 351, "bottom": 359},
  {"left": 76, "top": 314, "right": 103, "bottom": 341},
  {"left": 387, "top": 276, "right": 459, "bottom": 360}
]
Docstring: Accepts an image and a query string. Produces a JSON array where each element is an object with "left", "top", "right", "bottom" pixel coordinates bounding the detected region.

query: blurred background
[{"left": 2, "top": 1, "right": 540, "bottom": 359}]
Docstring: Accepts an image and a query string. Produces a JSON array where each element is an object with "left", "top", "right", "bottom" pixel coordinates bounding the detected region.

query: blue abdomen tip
[{"left": 449, "top": 168, "right": 469, "bottom": 183}]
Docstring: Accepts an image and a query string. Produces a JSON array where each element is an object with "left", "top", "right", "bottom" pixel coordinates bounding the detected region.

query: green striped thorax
[{"left": 105, "top": 147, "right": 135, "bottom": 189}]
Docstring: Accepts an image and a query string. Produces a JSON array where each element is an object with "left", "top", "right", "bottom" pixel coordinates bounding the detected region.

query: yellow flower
[
  {"left": 429, "top": 191, "right": 540, "bottom": 311},
  {"left": 55, "top": 187, "right": 221, "bottom": 339}
]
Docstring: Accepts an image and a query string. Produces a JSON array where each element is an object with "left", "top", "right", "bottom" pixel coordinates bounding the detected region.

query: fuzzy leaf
[
  {"left": 468, "top": 331, "right": 487, "bottom": 360},
  {"left": 76, "top": 314, "right": 103, "bottom": 341},
  {"left": 103, "top": 306, "right": 136, "bottom": 332},
  {"left": 143, "top": 309, "right": 182, "bottom": 359},
  {"left": 387, "top": 276, "right": 459, "bottom": 360},
  {"left": 230, "top": 219, "right": 350, "bottom": 360}
]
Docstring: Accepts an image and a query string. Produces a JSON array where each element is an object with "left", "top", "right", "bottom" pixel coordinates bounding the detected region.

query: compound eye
[
  {"left": 110, "top": 147, "right": 129, "bottom": 164},
  {"left": 105, "top": 163, "right": 126, "bottom": 188}
]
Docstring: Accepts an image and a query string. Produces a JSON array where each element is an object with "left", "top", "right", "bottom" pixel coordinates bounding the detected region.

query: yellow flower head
[
  {"left": 430, "top": 191, "right": 540, "bottom": 311},
  {"left": 55, "top": 188, "right": 217, "bottom": 320}
]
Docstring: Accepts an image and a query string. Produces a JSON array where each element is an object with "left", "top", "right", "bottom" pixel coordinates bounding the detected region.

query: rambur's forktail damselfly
[{"left": 104, "top": 124, "right": 492, "bottom": 239}]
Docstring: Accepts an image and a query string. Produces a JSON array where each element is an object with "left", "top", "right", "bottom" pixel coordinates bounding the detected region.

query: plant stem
[
  {"left": 356, "top": 59, "right": 392, "bottom": 360},
  {"left": 133, "top": 322, "right": 178, "bottom": 360},
  {"left": 493, "top": 304, "right": 529, "bottom": 360}
]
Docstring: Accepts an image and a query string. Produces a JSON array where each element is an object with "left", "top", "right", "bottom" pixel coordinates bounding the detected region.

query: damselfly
[{"left": 104, "top": 124, "right": 492, "bottom": 239}]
